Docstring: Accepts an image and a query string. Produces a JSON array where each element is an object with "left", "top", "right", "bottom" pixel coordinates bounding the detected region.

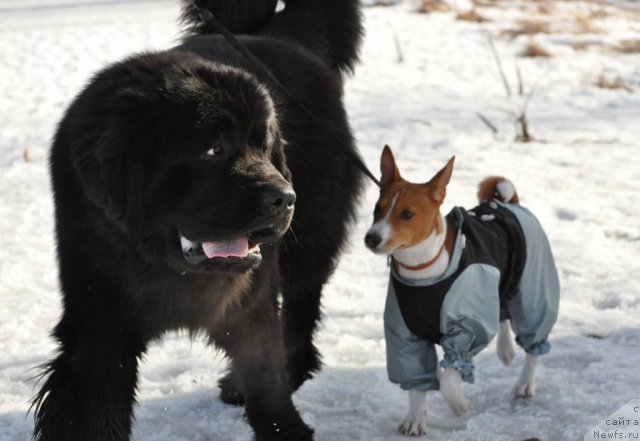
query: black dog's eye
[
  {"left": 400, "top": 210, "right": 414, "bottom": 220},
  {"left": 374, "top": 203, "right": 382, "bottom": 216},
  {"left": 205, "top": 143, "right": 223, "bottom": 157}
]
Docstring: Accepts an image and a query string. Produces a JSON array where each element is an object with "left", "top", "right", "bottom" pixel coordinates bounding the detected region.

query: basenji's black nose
[
  {"left": 365, "top": 232, "right": 382, "bottom": 248},
  {"left": 262, "top": 185, "right": 296, "bottom": 214}
]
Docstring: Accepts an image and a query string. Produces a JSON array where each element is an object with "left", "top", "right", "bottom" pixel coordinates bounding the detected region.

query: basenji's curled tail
[{"left": 477, "top": 176, "right": 520, "bottom": 204}]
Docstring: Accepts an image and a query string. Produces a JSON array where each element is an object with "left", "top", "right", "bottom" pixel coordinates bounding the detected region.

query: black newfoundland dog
[{"left": 33, "top": 1, "right": 363, "bottom": 440}]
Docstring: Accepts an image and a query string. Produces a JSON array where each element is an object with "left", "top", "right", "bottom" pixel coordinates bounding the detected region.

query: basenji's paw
[
  {"left": 512, "top": 380, "right": 536, "bottom": 398},
  {"left": 440, "top": 368, "right": 470, "bottom": 417},
  {"left": 496, "top": 321, "right": 516, "bottom": 366},
  {"left": 398, "top": 416, "right": 427, "bottom": 437},
  {"left": 513, "top": 353, "right": 539, "bottom": 398},
  {"left": 497, "top": 338, "right": 516, "bottom": 366},
  {"left": 446, "top": 396, "right": 470, "bottom": 417}
]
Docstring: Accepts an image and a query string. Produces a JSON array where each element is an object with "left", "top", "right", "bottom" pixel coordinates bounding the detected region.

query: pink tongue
[{"left": 202, "top": 237, "right": 249, "bottom": 259}]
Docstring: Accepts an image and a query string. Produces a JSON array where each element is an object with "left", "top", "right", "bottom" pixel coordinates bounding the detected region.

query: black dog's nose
[
  {"left": 365, "top": 232, "right": 382, "bottom": 248},
  {"left": 262, "top": 185, "right": 296, "bottom": 213}
]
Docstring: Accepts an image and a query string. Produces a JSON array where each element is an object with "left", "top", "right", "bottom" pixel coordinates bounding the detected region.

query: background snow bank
[{"left": 1, "top": 1, "right": 639, "bottom": 440}]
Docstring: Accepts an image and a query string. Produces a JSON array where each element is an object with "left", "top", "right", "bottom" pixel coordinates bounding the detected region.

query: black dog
[{"left": 32, "top": 1, "right": 363, "bottom": 440}]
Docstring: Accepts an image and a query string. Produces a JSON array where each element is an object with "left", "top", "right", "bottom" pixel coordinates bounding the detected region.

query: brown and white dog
[{"left": 365, "top": 146, "right": 559, "bottom": 436}]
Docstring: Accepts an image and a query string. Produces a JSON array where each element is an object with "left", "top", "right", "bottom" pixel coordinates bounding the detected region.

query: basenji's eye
[
  {"left": 205, "top": 143, "right": 223, "bottom": 157},
  {"left": 400, "top": 209, "right": 414, "bottom": 220},
  {"left": 374, "top": 203, "right": 382, "bottom": 216}
]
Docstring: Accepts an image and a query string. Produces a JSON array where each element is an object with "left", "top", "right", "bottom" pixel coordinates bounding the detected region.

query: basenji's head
[{"left": 365, "top": 146, "right": 455, "bottom": 255}]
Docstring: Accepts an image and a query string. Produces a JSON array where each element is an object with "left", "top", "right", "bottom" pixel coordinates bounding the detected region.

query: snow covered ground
[{"left": 1, "top": 0, "right": 639, "bottom": 440}]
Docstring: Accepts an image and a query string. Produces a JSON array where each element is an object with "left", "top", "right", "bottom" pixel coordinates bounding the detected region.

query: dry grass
[
  {"left": 419, "top": 0, "right": 452, "bottom": 13},
  {"left": 571, "top": 40, "right": 593, "bottom": 51},
  {"left": 470, "top": 0, "right": 495, "bottom": 8},
  {"left": 572, "top": 10, "right": 602, "bottom": 34},
  {"left": 501, "top": 19, "right": 551, "bottom": 39},
  {"left": 577, "top": 2, "right": 611, "bottom": 19},
  {"left": 456, "top": 8, "right": 491, "bottom": 23},
  {"left": 519, "top": 38, "right": 552, "bottom": 57},
  {"left": 596, "top": 73, "right": 633, "bottom": 93},
  {"left": 501, "top": 10, "right": 603, "bottom": 39},
  {"left": 536, "top": 3, "right": 554, "bottom": 15},
  {"left": 616, "top": 39, "right": 640, "bottom": 54}
]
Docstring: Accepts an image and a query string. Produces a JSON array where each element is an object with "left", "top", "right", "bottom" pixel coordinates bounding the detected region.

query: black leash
[{"left": 188, "top": 0, "right": 380, "bottom": 187}]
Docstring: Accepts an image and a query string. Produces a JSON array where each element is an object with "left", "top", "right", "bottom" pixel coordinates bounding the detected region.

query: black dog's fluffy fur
[{"left": 32, "top": 1, "right": 363, "bottom": 440}]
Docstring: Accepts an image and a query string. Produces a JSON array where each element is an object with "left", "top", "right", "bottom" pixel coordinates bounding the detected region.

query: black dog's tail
[{"left": 180, "top": 0, "right": 363, "bottom": 75}]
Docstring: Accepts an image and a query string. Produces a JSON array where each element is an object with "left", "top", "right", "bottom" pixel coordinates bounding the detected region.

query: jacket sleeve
[
  {"left": 384, "top": 280, "right": 440, "bottom": 391},
  {"left": 439, "top": 264, "right": 501, "bottom": 383}
]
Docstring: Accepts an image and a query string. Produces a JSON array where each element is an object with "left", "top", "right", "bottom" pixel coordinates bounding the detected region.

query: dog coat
[{"left": 384, "top": 201, "right": 559, "bottom": 391}]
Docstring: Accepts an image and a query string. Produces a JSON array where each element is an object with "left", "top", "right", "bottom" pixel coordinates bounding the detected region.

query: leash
[{"left": 188, "top": 0, "right": 380, "bottom": 187}]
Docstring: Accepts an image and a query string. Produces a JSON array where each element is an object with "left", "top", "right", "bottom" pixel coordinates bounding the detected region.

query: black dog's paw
[{"left": 218, "top": 373, "right": 245, "bottom": 406}]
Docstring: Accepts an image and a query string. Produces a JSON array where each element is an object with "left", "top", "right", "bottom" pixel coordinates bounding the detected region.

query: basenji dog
[{"left": 365, "top": 146, "right": 559, "bottom": 436}]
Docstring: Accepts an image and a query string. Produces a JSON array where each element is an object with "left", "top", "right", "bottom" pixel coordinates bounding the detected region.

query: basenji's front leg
[
  {"left": 513, "top": 353, "right": 538, "bottom": 398},
  {"left": 497, "top": 320, "right": 516, "bottom": 366},
  {"left": 399, "top": 390, "right": 428, "bottom": 436},
  {"left": 440, "top": 367, "right": 470, "bottom": 416}
]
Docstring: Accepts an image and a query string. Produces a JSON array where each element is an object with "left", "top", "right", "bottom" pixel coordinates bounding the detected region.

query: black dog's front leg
[
  {"left": 32, "top": 317, "right": 145, "bottom": 441},
  {"left": 214, "top": 289, "right": 313, "bottom": 441}
]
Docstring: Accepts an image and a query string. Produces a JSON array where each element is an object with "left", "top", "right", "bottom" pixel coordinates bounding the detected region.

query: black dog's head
[{"left": 67, "top": 51, "right": 294, "bottom": 274}]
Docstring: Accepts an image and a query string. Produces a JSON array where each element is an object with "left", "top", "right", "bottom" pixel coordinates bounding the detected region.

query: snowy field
[{"left": 1, "top": 0, "right": 640, "bottom": 440}]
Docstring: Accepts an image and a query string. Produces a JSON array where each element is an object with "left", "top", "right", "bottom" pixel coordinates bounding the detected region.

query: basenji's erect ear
[
  {"left": 380, "top": 145, "right": 402, "bottom": 188},
  {"left": 425, "top": 156, "right": 455, "bottom": 203}
]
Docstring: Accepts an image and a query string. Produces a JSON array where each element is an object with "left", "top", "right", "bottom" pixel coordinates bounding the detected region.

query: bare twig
[
  {"left": 515, "top": 66, "right": 552, "bottom": 143},
  {"left": 516, "top": 113, "right": 533, "bottom": 142},
  {"left": 516, "top": 62, "right": 524, "bottom": 96},
  {"left": 476, "top": 112, "right": 499, "bottom": 136},
  {"left": 482, "top": 40, "right": 552, "bottom": 143},
  {"left": 488, "top": 105, "right": 518, "bottom": 118},
  {"left": 488, "top": 35, "right": 511, "bottom": 97},
  {"left": 522, "top": 66, "right": 551, "bottom": 114},
  {"left": 392, "top": 32, "right": 404, "bottom": 63}
]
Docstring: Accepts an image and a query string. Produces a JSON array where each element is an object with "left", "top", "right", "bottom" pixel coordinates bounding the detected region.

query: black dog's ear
[
  {"left": 71, "top": 126, "right": 143, "bottom": 225},
  {"left": 71, "top": 132, "right": 124, "bottom": 221}
]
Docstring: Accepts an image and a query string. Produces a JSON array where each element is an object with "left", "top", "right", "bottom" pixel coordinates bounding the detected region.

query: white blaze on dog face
[
  {"left": 366, "top": 147, "right": 455, "bottom": 254},
  {"left": 366, "top": 192, "right": 399, "bottom": 253}
]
